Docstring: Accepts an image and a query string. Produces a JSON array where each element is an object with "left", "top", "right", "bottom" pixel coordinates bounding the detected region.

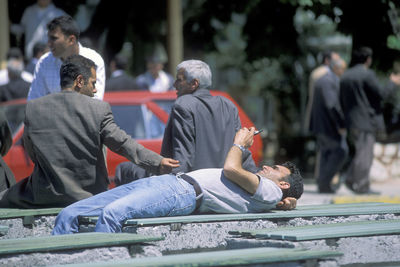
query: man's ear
[
  {"left": 67, "top": 35, "right": 77, "bottom": 45},
  {"left": 191, "top": 79, "right": 199, "bottom": 91},
  {"left": 278, "top": 181, "right": 290, "bottom": 190},
  {"left": 74, "top": 74, "right": 84, "bottom": 91}
]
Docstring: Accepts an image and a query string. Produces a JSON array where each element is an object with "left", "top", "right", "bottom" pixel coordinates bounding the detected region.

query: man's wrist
[{"left": 233, "top": 143, "right": 246, "bottom": 153}]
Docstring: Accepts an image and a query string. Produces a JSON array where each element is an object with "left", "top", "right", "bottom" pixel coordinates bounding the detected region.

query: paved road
[{"left": 298, "top": 178, "right": 400, "bottom": 205}]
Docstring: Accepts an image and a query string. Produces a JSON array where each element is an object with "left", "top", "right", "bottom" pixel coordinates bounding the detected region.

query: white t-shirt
[
  {"left": 27, "top": 44, "right": 105, "bottom": 101},
  {"left": 187, "top": 168, "right": 282, "bottom": 214}
]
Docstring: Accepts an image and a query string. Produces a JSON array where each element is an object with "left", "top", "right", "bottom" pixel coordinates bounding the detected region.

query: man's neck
[{"left": 60, "top": 44, "right": 80, "bottom": 61}]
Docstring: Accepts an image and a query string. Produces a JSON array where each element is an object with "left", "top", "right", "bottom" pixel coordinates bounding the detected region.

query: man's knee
[{"left": 114, "top": 162, "right": 147, "bottom": 186}]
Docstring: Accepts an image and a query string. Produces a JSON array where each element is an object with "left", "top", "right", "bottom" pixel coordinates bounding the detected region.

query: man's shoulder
[
  {"left": 80, "top": 46, "right": 105, "bottom": 66},
  {"left": 36, "top": 52, "right": 58, "bottom": 67},
  {"left": 174, "top": 90, "right": 237, "bottom": 111}
]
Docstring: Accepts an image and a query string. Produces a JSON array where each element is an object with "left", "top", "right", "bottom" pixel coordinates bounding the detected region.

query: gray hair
[
  {"left": 7, "top": 58, "right": 24, "bottom": 79},
  {"left": 176, "top": 60, "right": 212, "bottom": 89}
]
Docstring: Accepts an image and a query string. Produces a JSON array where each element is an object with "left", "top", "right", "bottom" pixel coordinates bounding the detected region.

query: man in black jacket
[
  {"left": 339, "top": 47, "right": 400, "bottom": 194},
  {"left": 310, "top": 56, "right": 347, "bottom": 193}
]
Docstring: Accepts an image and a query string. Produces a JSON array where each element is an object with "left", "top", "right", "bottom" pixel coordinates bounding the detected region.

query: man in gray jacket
[
  {"left": 116, "top": 60, "right": 258, "bottom": 183},
  {"left": 0, "top": 55, "right": 178, "bottom": 208}
]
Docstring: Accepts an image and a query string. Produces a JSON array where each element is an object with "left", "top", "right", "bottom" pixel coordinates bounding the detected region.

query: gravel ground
[{"left": 0, "top": 179, "right": 400, "bottom": 266}]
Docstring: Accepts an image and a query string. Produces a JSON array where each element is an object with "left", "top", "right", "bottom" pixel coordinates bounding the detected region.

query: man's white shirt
[{"left": 27, "top": 43, "right": 105, "bottom": 101}]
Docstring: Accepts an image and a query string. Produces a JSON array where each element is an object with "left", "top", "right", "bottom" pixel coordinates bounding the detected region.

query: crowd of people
[
  {"left": 0, "top": 12, "right": 303, "bottom": 235},
  {"left": 307, "top": 47, "right": 400, "bottom": 194},
  {"left": 0, "top": 0, "right": 173, "bottom": 104}
]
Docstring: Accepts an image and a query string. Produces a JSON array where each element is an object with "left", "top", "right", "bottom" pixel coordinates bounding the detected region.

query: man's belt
[{"left": 177, "top": 173, "right": 203, "bottom": 211}]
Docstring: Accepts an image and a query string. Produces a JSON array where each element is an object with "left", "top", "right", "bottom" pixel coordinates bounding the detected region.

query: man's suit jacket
[
  {"left": 161, "top": 88, "right": 258, "bottom": 174},
  {"left": 310, "top": 69, "right": 345, "bottom": 140},
  {"left": 340, "top": 64, "right": 395, "bottom": 133},
  {"left": 0, "top": 109, "right": 15, "bottom": 192},
  {"left": 105, "top": 72, "right": 138, "bottom": 91},
  {"left": 1, "top": 91, "right": 162, "bottom": 208},
  {"left": 0, "top": 78, "right": 30, "bottom": 102}
]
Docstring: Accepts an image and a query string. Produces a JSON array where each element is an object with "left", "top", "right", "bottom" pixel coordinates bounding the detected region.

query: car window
[
  {"left": 0, "top": 103, "right": 26, "bottom": 135},
  {"left": 110, "top": 104, "right": 166, "bottom": 139},
  {"left": 154, "top": 100, "right": 175, "bottom": 114},
  {"left": 111, "top": 105, "right": 146, "bottom": 139}
]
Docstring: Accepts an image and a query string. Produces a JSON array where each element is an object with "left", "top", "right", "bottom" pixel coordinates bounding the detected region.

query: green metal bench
[
  {"left": 0, "top": 207, "right": 62, "bottom": 226},
  {"left": 52, "top": 247, "right": 343, "bottom": 267},
  {"left": 229, "top": 219, "right": 400, "bottom": 241},
  {"left": 79, "top": 202, "right": 400, "bottom": 229},
  {"left": 0, "top": 225, "right": 8, "bottom": 236},
  {"left": 0, "top": 232, "right": 163, "bottom": 256}
]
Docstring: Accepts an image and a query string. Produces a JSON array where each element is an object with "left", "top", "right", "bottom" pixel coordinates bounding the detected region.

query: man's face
[
  {"left": 147, "top": 62, "right": 163, "bottom": 78},
  {"left": 48, "top": 27, "right": 74, "bottom": 59},
  {"left": 257, "top": 165, "right": 291, "bottom": 184},
  {"left": 174, "top": 68, "right": 196, "bottom": 97},
  {"left": 80, "top": 67, "right": 97, "bottom": 97}
]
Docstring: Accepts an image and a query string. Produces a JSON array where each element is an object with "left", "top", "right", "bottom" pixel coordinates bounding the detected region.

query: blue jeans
[{"left": 52, "top": 174, "right": 196, "bottom": 235}]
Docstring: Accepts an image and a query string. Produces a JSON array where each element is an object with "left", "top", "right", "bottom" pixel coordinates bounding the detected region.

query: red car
[{"left": 0, "top": 91, "right": 263, "bottom": 183}]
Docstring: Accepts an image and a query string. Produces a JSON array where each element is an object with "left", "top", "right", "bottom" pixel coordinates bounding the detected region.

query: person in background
[
  {"left": 0, "top": 48, "right": 33, "bottom": 86},
  {"left": 105, "top": 54, "right": 138, "bottom": 91},
  {"left": 339, "top": 46, "right": 400, "bottom": 194},
  {"left": 27, "top": 15, "right": 105, "bottom": 100},
  {"left": 25, "top": 42, "right": 48, "bottom": 75},
  {"left": 304, "top": 50, "right": 340, "bottom": 134},
  {"left": 135, "top": 54, "right": 174, "bottom": 92},
  {"left": 10, "top": 0, "right": 66, "bottom": 60},
  {"left": 0, "top": 55, "right": 178, "bottom": 209},
  {"left": 52, "top": 127, "right": 303, "bottom": 235},
  {"left": 0, "top": 58, "right": 31, "bottom": 102},
  {"left": 310, "top": 56, "right": 348, "bottom": 193}
]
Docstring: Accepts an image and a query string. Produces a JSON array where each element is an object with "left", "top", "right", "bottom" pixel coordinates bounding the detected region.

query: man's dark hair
[
  {"left": 352, "top": 46, "right": 373, "bottom": 65},
  {"left": 60, "top": 55, "right": 96, "bottom": 89},
  {"left": 321, "top": 50, "right": 332, "bottom": 63},
  {"left": 113, "top": 54, "right": 128, "bottom": 70},
  {"left": 47, "top": 15, "right": 80, "bottom": 40},
  {"left": 32, "top": 42, "right": 47, "bottom": 58},
  {"left": 281, "top": 161, "right": 303, "bottom": 199},
  {"left": 6, "top": 47, "right": 23, "bottom": 60}
]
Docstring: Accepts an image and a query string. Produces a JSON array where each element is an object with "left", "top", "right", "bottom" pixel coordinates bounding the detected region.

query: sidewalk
[{"left": 298, "top": 178, "right": 400, "bottom": 205}]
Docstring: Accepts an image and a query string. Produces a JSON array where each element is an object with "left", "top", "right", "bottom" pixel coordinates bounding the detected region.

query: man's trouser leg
[
  {"left": 344, "top": 129, "right": 375, "bottom": 193},
  {"left": 316, "top": 134, "right": 348, "bottom": 192},
  {"left": 114, "top": 162, "right": 152, "bottom": 186}
]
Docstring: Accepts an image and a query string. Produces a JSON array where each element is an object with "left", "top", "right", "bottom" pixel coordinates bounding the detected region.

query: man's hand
[
  {"left": 234, "top": 127, "right": 255, "bottom": 149},
  {"left": 159, "top": 158, "right": 180, "bottom": 174},
  {"left": 275, "top": 197, "right": 297, "bottom": 210}
]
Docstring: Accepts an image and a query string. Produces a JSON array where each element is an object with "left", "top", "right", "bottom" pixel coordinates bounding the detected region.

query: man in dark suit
[
  {"left": 0, "top": 55, "right": 179, "bottom": 208},
  {"left": 339, "top": 47, "right": 400, "bottom": 194},
  {"left": 105, "top": 54, "right": 138, "bottom": 91},
  {"left": 310, "top": 56, "right": 348, "bottom": 193}
]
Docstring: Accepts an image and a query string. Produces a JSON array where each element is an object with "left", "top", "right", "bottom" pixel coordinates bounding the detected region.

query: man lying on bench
[{"left": 53, "top": 127, "right": 304, "bottom": 235}]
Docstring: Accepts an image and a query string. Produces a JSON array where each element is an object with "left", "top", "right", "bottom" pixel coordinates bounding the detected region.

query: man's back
[
  {"left": 340, "top": 64, "right": 386, "bottom": 132},
  {"left": 162, "top": 89, "right": 257, "bottom": 173},
  {"left": 9, "top": 91, "right": 109, "bottom": 207},
  {"left": 310, "top": 70, "right": 344, "bottom": 140}
]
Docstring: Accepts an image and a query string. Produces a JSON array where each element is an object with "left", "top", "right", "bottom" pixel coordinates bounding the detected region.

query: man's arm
[
  {"left": 100, "top": 103, "right": 179, "bottom": 174},
  {"left": 223, "top": 127, "right": 259, "bottom": 194},
  {"left": 27, "top": 60, "right": 47, "bottom": 101}
]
